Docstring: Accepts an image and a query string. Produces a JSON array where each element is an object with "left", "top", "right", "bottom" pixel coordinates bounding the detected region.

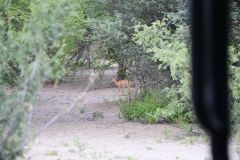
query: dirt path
[{"left": 26, "top": 70, "right": 239, "bottom": 160}]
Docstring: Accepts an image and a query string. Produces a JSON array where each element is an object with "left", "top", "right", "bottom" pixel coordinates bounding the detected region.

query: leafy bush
[
  {"left": 132, "top": 9, "right": 240, "bottom": 128},
  {"left": 0, "top": 0, "right": 73, "bottom": 159},
  {"left": 229, "top": 2, "right": 240, "bottom": 126},
  {"left": 133, "top": 19, "right": 192, "bottom": 119},
  {"left": 67, "top": 0, "right": 184, "bottom": 86},
  {"left": 119, "top": 91, "right": 193, "bottom": 124},
  {"left": 229, "top": 45, "right": 240, "bottom": 125},
  {"left": 235, "top": 129, "right": 240, "bottom": 156}
]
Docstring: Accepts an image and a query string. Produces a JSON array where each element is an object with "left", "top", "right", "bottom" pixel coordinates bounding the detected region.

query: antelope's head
[{"left": 112, "top": 77, "right": 117, "bottom": 82}]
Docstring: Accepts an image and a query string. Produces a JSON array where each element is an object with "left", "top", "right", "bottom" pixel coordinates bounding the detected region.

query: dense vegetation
[
  {"left": 1, "top": 0, "right": 240, "bottom": 159},
  {"left": 0, "top": 0, "right": 73, "bottom": 159}
]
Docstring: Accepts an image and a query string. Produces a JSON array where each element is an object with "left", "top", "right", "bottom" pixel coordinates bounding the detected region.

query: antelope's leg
[{"left": 118, "top": 87, "right": 121, "bottom": 96}]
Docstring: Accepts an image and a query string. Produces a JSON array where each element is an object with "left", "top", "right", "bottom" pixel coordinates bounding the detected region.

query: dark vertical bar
[{"left": 191, "top": 0, "right": 230, "bottom": 160}]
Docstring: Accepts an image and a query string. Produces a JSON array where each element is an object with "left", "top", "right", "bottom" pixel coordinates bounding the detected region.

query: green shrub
[
  {"left": 133, "top": 17, "right": 240, "bottom": 129},
  {"left": 0, "top": 0, "right": 73, "bottom": 159},
  {"left": 119, "top": 91, "right": 192, "bottom": 124},
  {"left": 229, "top": 45, "right": 240, "bottom": 125},
  {"left": 133, "top": 20, "right": 193, "bottom": 123}
]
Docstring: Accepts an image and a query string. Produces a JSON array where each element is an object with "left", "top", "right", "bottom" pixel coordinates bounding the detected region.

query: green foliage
[
  {"left": 1, "top": 60, "right": 21, "bottom": 86},
  {"left": 132, "top": 2, "right": 240, "bottom": 129},
  {"left": 229, "top": 46, "right": 240, "bottom": 125},
  {"left": 120, "top": 92, "right": 168, "bottom": 123},
  {"left": 1, "top": 1, "right": 240, "bottom": 159},
  {"left": 7, "top": 0, "right": 31, "bottom": 31},
  {"left": 65, "top": 0, "right": 186, "bottom": 78},
  {"left": 229, "top": 2, "right": 240, "bottom": 126},
  {"left": 92, "top": 111, "right": 104, "bottom": 118},
  {"left": 117, "top": 68, "right": 128, "bottom": 80},
  {"left": 64, "top": 0, "right": 87, "bottom": 52},
  {"left": 0, "top": 0, "right": 73, "bottom": 159},
  {"left": 235, "top": 130, "right": 240, "bottom": 156},
  {"left": 120, "top": 91, "right": 192, "bottom": 124},
  {"left": 133, "top": 20, "right": 192, "bottom": 120},
  {"left": 83, "top": 0, "right": 194, "bottom": 126}
]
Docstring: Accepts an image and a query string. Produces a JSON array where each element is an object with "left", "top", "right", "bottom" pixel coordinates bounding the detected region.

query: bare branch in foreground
[
  {"left": 23, "top": 70, "right": 99, "bottom": 147},
  {"left": 0, "top": 53, "right": 41, "bottom": 153}
]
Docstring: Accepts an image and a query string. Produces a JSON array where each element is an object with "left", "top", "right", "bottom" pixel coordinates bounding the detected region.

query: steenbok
[{"left": 112, "top": 77, "right": 134, "bottom": 95}]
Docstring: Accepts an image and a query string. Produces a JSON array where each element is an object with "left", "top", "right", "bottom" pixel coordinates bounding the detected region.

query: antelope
[{"left": 112, "top": 77, "right": 133, "bottom": 95}]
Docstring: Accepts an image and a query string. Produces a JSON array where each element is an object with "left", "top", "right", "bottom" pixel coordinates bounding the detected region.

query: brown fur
[
  {"left": 112, "top": 77, "right": 134, "bottom": 95},
  {"left": 112, "top": 78, "right": 131, "bottom": 88}
]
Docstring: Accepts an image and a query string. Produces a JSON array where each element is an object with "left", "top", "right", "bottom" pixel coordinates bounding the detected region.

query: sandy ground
[{"left": 25, "top": 70, "right": 239, "bottom": 160}]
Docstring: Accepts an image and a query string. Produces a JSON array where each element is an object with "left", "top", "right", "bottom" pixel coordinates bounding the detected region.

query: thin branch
[
  {"left": 0, "top": 52, "right": 41, "bottom": 151},
  {"left": 19, "top": 109, "right": 32, "bottom": 151},
  {"left": 22, "top": 71, "right": 99, "bottom": 147}
]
